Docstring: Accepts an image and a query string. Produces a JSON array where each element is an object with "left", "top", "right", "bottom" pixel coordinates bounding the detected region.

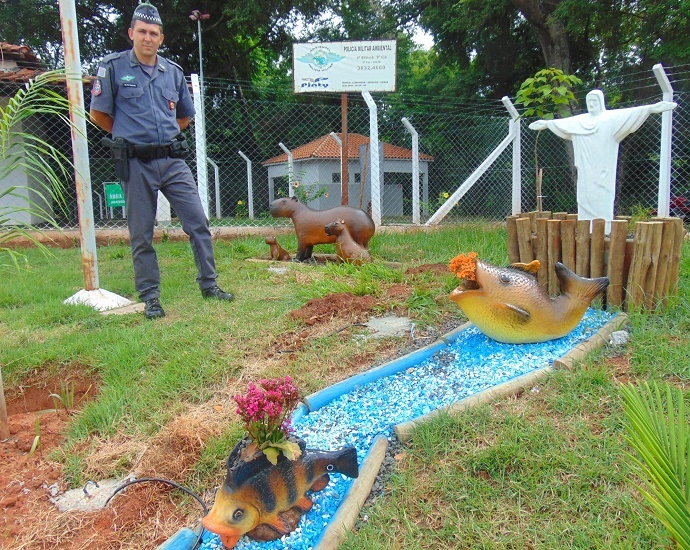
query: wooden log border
[
  {"left": 314, "top": 435, "right": 389, "bottom": 550},
  {"left": 505, "top": 213, "right": 684, "bottom": 312}
]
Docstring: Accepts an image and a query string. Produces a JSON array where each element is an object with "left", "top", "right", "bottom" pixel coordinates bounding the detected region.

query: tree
[
  {"left": 0, "top": 0, "right": 329, "bottom": 81},
  {"left": 515, "top": 68, "right": 582, "bottom": 210}
]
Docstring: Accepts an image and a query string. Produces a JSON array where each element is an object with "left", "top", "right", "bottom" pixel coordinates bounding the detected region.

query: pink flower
[{"left": 233, "top": 376, "right": 301, "bottom": 449}]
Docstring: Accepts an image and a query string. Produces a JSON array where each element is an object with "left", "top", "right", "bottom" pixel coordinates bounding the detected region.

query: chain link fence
[{"left": 3, "top": 65, "right": 690, "bottom": 231}]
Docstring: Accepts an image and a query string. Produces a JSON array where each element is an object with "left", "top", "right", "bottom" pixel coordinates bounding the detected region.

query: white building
[
  {"left": 262, "top": 132, "right": 433, "bottom": 216},
  {"left": 0, "top": 42, "right": 52, "bottom": 226}
]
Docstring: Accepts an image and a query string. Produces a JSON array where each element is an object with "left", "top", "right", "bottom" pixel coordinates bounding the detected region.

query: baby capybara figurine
[
  {"left": 265, "top": 235, "right": 291, "bottom": 261},
  {"left": 324, "top": 219, "right": 373, "bottom": 265}
]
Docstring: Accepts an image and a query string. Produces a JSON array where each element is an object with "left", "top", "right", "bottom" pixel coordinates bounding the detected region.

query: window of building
[{"left": 332, "top": 172, "right": 341, "bottom": 184}]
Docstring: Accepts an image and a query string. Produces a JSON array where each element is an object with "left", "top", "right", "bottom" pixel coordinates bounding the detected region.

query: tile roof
[
  {"left": 263, "top": 132, "right": 434, "bottom": 165},
  {"left": 0, "top": 42, "right": 44, "bottom": 83}
]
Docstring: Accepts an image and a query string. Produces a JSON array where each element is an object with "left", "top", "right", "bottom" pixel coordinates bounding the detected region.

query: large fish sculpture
[
  {"left": 449, "top": 257, "right": 609, "bottom": 344},
  {"left": 202, "top": 444, "right": 359, "bottom": 548}
]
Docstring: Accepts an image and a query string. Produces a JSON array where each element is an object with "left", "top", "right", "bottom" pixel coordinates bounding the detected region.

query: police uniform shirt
[{"left": 91, "top": 49, "right": 195, "bottom": 145}]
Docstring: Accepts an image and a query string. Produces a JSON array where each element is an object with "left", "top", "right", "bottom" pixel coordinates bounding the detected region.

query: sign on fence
[
  {"left": 293, "top": 40, "right": 397, "bottom": 93},
  {"left": 104, "top": 182, "right": 125, "bottom": 208}
]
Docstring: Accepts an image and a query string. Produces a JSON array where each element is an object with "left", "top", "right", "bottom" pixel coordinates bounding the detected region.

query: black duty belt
[{"left": 129, "top": 144, "right": 173, "bottom": 161}]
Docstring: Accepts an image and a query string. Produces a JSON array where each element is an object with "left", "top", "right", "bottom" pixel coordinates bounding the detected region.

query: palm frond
[
  {"left": 0, "top": 69, "right": 76, "bottom": 268},
  {"left": 621, "top": 381, "right": 690, "bottom": 549}
]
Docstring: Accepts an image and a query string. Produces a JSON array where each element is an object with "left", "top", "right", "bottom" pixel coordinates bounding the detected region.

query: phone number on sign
[{"left": 357, "top": 65, "right": 386, "bottom": 71}]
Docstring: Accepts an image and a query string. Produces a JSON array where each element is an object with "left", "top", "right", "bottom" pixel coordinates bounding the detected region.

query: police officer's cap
[{"left": 132, "top": 3, "right": 163, "bottom": 27}]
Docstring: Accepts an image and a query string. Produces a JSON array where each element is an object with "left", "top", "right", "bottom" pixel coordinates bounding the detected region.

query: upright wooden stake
[
  {"left": 516, "top": 217, "right": 534, "bottom": 263},
  {"left": 607, "top": 219, "right": 629, "bottom": 308},
  {"left": 341, "top": 93, "right": 349, "bottom": 206},
  {"left": 0, "top": 369, "right": 8, "bottom": 439},
  {"left": 536, "top": 218, "right": 549, "bottom": 289},
  {"left": 506, "top": 215, "right": 521, "bottom": 264}
]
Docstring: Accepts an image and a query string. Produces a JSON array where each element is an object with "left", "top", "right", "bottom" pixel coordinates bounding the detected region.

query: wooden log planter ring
[{"left": 506, "top": 212, "right": 685, "bottom": 312}]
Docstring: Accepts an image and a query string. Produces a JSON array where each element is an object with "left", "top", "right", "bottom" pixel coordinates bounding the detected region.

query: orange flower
[{"left": 449, "top": 252, "right": 478, "bottom": 281}]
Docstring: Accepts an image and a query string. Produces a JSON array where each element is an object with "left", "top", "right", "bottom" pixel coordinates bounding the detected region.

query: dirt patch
[
  {"left": 1, "top": 372, "right": 99, "bottom": 548},
  {"left": 1, "top": 371, "right": 206, "bottom": 549},
  {"left": 289, "top": 292, "right": 377, "bottom": 326}
]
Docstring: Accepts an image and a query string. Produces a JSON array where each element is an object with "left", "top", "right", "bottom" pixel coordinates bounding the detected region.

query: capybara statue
[
  {"left": 324, "top": 219, "right": 373, "bottom": 265},
  {"left": 268, "top": 197, "right": 375, "bottom": 261},
  {"left": 265, "top": 235, "right": 291, "bottom": 261}
]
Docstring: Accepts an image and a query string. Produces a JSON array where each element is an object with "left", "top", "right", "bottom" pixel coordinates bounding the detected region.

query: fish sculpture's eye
[
  {"left": 232, "top": 509, "right": 244, "bottom": 521},
  {"left": 327, "top": 464, "right": 334, "bottom": 471},
  {"left": 499, "top": 274, "right": 511, "bottom": 285}
]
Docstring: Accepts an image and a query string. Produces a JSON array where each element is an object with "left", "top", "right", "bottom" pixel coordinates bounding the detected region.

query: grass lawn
[{"left": 1, "top": 224, "right": 688, "bottom": 549}]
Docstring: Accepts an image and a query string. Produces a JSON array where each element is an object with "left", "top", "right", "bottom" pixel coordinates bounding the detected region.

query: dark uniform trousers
[{"left": 123, "top": 156, "right": 217, "bottom": 301}]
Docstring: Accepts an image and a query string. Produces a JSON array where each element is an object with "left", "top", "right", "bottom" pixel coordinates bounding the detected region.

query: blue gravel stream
[{"left": 199, "top": 309, "right": 613, "bottom": 550}]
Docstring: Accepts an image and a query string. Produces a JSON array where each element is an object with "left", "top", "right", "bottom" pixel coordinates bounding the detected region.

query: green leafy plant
[
  {"left": 235, "top": 199, "right": 249, "bottom": 218},
  {"left": 278, "top": 180, "right": 328, "bottom": 205},
  {"left": 420, "top": 190, "right": 451, "bottom": 215},
  {"left": 28, "top": 417, "right": 41, "bottom": 457},
  {"left": 49, "top": 380, "right": 78, "bottom": 414},
  {"left": 233, "top": 376, "right": 302, "bottom": 465},
  {"left": 515, "top": 68, "right": 582, "bottom": 120},
  {"left": 0, "top": 69, "right": 72, "bottom": 270},
  {"left": 629, "top": 204, "right": 654, "bottom": 228},
  {"left": 620, "top": 381, "right": 690, "bottom": 549},
  {"left": 515, "top": 68, "right": 582, "bottom": 212}
]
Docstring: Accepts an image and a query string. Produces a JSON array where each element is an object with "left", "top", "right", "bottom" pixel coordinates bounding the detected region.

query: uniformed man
[{"left": 90, "top": 2, "right": 233, "bottom": 319}]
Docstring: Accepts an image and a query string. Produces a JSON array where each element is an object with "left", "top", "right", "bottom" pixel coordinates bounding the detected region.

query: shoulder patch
[{"left": 91, "top": 79, "right": 102, "bottom": 96}]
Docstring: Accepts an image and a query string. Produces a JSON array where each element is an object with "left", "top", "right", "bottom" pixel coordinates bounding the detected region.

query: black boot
[
  {"left": 201, "top": 285, "right": 235, "bottom": 301},
  {"left": 144, "top": 298, "right": 166, "bottom": 319}
]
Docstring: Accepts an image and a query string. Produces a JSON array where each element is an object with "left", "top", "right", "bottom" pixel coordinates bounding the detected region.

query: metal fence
[{"left": 3, "top": 65, "right": 690, "bottom": 231}]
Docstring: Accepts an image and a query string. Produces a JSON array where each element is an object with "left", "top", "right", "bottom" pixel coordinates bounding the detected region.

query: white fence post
[
  {"left": 279, "top": 142, "right": 295, "bottom": 198},
  {"left": 207, "top": 158, "right": 221, "bottom": 219},
  {"left": 426, "top": 113, "right": 518, "bottom": 225},
  {"left": 329, "top": 132, "right": 343, "bottom": 200},
  {"left": 502, "top": 96, "right": 521, "bottom": 216},
  {"left": 362, "top": 91, "right": 381, "bottom": 225},
  {"left": 191, "top": 74, "right": 209, "bottom": 219},
  {"left": 237, "top": 151, "right": 254, "bottom": 219},
  {"left": 653, "top": 63, "right": 674, "bottom": 218},
  {"left": 58, "top": 0, "right": 99, "bottom": 289},
  {"left": 401, "top": 117, "right": 420, "bottom": 225}
]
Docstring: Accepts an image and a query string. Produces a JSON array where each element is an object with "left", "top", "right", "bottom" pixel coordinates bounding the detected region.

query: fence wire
[{"left": 2, "top": 67, "right": 690, "bottom": 231}]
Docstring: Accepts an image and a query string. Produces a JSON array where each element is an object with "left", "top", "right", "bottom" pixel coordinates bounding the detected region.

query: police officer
[{"left": 90, "top": 3, "right": 233, "bottom": 319}]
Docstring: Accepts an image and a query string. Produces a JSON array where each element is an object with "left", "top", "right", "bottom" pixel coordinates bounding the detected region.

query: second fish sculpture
[{"left": 448, "top": 253, "right": 609, "bottom": 344}]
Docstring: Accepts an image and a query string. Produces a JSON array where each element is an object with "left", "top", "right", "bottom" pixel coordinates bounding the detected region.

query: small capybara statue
[
  {"left": 324, "top": 219, "right": 373, "bottom": 265},
  {"left": 269, "top": 197, "right": 375, "bottom": 262},
  {"left": 265, "top": 235, "right": 291, "bottom": 261}
]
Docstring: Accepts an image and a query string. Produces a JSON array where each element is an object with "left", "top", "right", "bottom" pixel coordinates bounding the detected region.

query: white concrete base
[
  {"left": 50, "top": 474, "right": 136, "bottom": 512},
  {"left": 63, "top": 289, "right": 133, "bottom": 312}
]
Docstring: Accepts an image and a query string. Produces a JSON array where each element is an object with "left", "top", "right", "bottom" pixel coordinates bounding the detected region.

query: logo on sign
[
  {"left": 301, "top": 77, "right": 329, "bottom": 90},
  {"left": 296, "top": 47, "right": 344, "bottom": 72}
]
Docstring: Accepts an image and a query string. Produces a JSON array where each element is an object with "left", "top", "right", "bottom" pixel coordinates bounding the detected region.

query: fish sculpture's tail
[
  {"left": 556, "top": 262, "right": 609, "bottom": 300},
  {"left": 310, "top": 446, "right": 359, "bottom": 479}
]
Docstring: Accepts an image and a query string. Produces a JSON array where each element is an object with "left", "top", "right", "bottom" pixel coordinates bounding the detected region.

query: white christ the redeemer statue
[{"left": 529, "top": 90, "right": 676, "bottom": 232}]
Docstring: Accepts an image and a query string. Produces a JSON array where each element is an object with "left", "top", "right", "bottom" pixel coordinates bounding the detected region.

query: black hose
[{"left": 104, "top": 477, "right": 209, "bottom": 549}]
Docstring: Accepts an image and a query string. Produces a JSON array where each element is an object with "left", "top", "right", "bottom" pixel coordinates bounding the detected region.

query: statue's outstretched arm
[
  {"left": 650, "top": 101, "right": 677, "bottom": 114},
  {"left": 528, "top": 120, "right": 548, "bottom": 131}
]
